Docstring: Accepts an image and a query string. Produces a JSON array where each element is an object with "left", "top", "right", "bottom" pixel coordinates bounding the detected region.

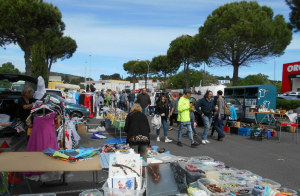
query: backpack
[{"left": 223, "top": 99, "right": 231, "bottom": 116}]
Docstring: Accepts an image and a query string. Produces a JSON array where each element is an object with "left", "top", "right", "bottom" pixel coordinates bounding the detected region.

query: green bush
[{"left": 276, "top": 99, "right": 300, "bottom": 110}]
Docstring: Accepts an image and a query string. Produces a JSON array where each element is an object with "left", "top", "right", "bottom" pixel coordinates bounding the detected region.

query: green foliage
[
  {"left": 276, "top": 99, "right": 300, "bottom": 110},
  {"left": 238, "top": 74, "right": 268, "bottom": 86},
  {"left": 151, "top": 55, "right": 180, "bottom": 89},
  {"left": 167, "top": 35, "right": 203, "bottom": 89},
  {"left": 45, "top": 36, "right": 77, "bottom": 74},
  {"left": 123, "top": 60, "right": 140, "bottom": 90},
  {"left": 31, "top": 43, "right": 48, "bottom": 86},
  {"left": 100, "top": 73, "right": 122, "bottom": 80},
  {"left": 0, "top": 62, "right": 20, "bottom": 74},
  {"left": 286, "top": 0, "right": 300, "bottom": 32},
  {"left": 199, "top": 1, "right": 292, "bottom": 86},
  {"left": 0, "top": 0, "right": 65, "bottom": 75},
  {"left": 274, "top": 82, "right": 282, "bottom": 93}
]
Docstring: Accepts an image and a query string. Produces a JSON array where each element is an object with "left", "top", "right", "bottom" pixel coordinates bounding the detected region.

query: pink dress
[{"left": 26, "top": 112, "right": 58, "bottom": 176}]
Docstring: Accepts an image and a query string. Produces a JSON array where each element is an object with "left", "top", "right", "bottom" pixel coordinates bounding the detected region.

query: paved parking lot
[{"left": 11, "top": 117, "right": 300, "bottom": 195}]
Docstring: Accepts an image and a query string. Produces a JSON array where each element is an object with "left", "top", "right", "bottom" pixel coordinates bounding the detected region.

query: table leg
[
  {"left": 23, "top": 173, "right": 32, "bottom": 193},
  {"left": 1, "top": 172, "right": 11, "bottom": 196},
  {"left": 253, "top": 113, "right": 258, "bottom": 125}
]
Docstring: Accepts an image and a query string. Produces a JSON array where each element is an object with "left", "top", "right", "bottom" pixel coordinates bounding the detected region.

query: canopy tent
[{"left": 55, "top": 84, "right": 80, "bottom": 89}]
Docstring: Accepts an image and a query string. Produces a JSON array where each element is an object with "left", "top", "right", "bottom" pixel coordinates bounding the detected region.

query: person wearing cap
[
  {"left": 177, "top": 89, "right": 200, "bottom": 148},
  {"left": 213, "top": 90, "right": 226, "bottom": 141},
  {"left": 195, "top": 90, "right": 215, "bottom": 144}
]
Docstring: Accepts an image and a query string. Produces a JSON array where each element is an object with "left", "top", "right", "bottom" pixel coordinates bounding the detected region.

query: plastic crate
[
  {"left": 223, "top": 126, "right": 230, "bottom": 133},
  {"left": 238, "top": 128, "right": 251, "bottom": 136},
  {"left": 265, "top": 131, "right": 272, "bottom": 138},
  {"left": 226, "top": 180, "right": 254, "bottom": 195},
  {"left": 200, "top": 168, "right": 220, "bottom": 178},
  {"left": 197, "top": 178, "right": 230, "bottom": 196},
  {"left": 102, "top": 178, "right": 146, "bottom": 196},
  {"left": 234, "top": 170, "right": 253, "bottom": 178},
  {"left": 230, "top": 127, "right": 239, "bottom": 134},
  {"left": 218, "top": 168, "right": 237, "bottom": 178},
  {"left": 104, "top": 119, "right": 112, "bottom": 129},
  {"left": 200, "top": 161, "right": 225, "bottom": 169},
  {"left": 188, "top": 181, "right": 210, "bottom": 195},
  {"left": 258, "top": 178, "right": 281, "bottom": 188},
  {"left": 20, "top": 194, "right": 56, "bottom": 196},
  {"left": 79, "top": 189, "right": 103, "bottom": 196}
]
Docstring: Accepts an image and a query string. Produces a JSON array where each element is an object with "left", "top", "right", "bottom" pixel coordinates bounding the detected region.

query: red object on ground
[
  {"left": 223, "top": 126, "right": 230, "bottom": 132},
  {"left": 271, "top": 132, "right": 276, "bottom": 137},
  {"left": 8, "top": 172, "right": 22, "bottom": 185}
]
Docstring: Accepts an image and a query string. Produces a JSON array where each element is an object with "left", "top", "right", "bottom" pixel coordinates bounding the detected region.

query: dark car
[
  {"left": 49, "top": 94, "right": 90, "bottom": 118},
  {"left": 277, "top": 96, "right": 300, "bottom": 100}
]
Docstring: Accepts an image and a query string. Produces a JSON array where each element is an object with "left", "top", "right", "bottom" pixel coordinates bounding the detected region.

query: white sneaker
[
  {"left": 201, "top": 140, "right": 206, "bottom": 145},
  {"left": 165, "top": 139, "right": 172, "bottom": 143},
  {"left": 157, "top": 137, "right": 160, "bottom": 142},
  {"left": 88, "top": 129, "right": 98, "bottom": 133},
  {"left": 205, "top": 140, "right": 210, "bottom": 144}
]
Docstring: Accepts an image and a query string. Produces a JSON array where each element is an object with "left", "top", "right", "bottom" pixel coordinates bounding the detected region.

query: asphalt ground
[{"left": 10, "top": 116, "right": 300, "bottom": 195}]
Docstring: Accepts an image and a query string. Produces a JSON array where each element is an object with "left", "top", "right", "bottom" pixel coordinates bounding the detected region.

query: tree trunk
[
  {"left": 184, "top": 62, "right": 189, "bottom": 89},
  {"left": 47, "top": 58, "right": 53, "bottom": 78},
  {"left": 133, "top": 75, "right": 136, "bottom": 90},
  {"left": 232, "top": 64, "right": 239, "bottom": 86},
  {"left": 24, "top": 45, "right": 32, "bottom": 76}
]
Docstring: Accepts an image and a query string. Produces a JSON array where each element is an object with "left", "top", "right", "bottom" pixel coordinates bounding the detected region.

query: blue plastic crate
[
  {"left": 265, "top": 130, "right": 272, "bottom": 138},
  {"left": 238, "top": 127, "right": 251, "bottom": 136}
]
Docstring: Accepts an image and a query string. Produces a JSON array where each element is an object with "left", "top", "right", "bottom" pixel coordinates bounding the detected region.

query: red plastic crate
[{"left": 223, "top": 126, "right": 230, "bottom": 132}]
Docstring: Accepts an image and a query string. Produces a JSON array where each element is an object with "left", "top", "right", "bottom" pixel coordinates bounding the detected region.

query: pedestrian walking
[
  {"left": 168, "top": 94, "right": 178, "bottom": 131},
  {"left": 128, "top": 90, "right": 136, "bottom": 111},
  {"left": 195, "top": 90, "right": 215, "bottom": 144},
  {"left": 213, "top": 90, "right": 226, "bottom": 141},
  {"left": 155, "top": 95, "right": 172, "bottom": 143},
  {"left": 149, "top": 93, "right": 155, "bottom": 116},
  {"left": 177, "top": 89, "right": 200, "bottom": 148},
  {"left": 136, "top": 88, "right": 150, "bottom": 116}
]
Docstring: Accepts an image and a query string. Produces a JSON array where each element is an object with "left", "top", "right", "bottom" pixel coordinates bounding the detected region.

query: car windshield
[
  {"left": 0, "top": 79, "right": 37, "bottom": 92},
  {"left": 50, "top": 94, "right": 70, "bottom": 104}
]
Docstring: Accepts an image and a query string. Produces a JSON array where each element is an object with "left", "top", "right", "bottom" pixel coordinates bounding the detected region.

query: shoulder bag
[{"left": 223, "top": 98, "right": 231, "bottom": 116}]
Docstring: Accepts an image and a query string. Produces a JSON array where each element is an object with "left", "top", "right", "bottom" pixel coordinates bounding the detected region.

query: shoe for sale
[
  {"left": 191, "top": 142, "right": 200, "bottom": 148},
  {"left": 157, "top": 137, "right": 160, "bottom": 142},
  {"left": 201, "top": 140, "right": 206, "bottom": 145},
  {"left": 205, "top": 140, "right": 210, "bottom": 144},
  {"left": 177, "top": 141, "right": 183, "bottom": 147},
  {"left": 88, "top": 128, "right": 98, "bottom": 133},
  {"left": 165, "top": 139, "right": 172, "bottom": 143}
]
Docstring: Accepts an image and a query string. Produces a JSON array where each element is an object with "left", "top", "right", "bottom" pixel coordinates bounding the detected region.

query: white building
[{"left": 86, "top": 80, "right": 130, "bottom": 92}]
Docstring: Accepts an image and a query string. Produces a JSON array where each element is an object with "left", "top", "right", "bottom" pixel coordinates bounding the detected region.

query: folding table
[
  {"left": 278, "top": 121, "right": 298, "bottom": 144},
  {"left": 0, "top": 152, "right": 102, "bottom": 196}
]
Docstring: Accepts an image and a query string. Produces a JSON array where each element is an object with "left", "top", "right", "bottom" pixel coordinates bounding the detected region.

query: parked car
[
  {"left": 277, "top": 96, "right": 300, "bottom": 100},
  {"left": 46, "top": 88, "right": 66, "bottom": 99},
  {"left": 49, "top": 94, "right": 90, "bottom": 118},
  {"left": 282, "top": 91, "right": 300, "bottom": 96}
]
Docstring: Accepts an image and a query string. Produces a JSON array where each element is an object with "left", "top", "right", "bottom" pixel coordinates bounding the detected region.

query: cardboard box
[
  {"left": 77, "top": 124, "right": 87, "bottom": 134},
  {"left": 236, "top": 121, "right": 240, "bottom": 127}
]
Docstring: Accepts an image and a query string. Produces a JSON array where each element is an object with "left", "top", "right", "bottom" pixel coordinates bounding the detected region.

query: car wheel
[{"left": 70, "top": 112, "right": 83, "bottom": 118}]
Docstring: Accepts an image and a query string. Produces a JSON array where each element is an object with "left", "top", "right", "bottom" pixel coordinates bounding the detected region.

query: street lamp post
[
  {"left": 89, "top": 55, "right": 91, "bottom": 90},
  {"left": 85, "top": 61, "right": 87, "bottom": 90}
]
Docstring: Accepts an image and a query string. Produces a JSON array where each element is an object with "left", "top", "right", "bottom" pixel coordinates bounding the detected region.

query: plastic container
[
  {"left": 102, "top": 178, "right": 146, "bottom": 196},
  {"left": 275, "top": 187, "right": 298, "bottom": 196},
  {"left": 243, "top": 174, "right": 262, "bottom": 183},
  {"left": 200, "top": 168, "right": 220, "bottom": 178},
  {"left": 218, "top": 168, "right": 237, "bottom": 178},
  {"left": 265, "top": 130, "right": 272, "bottom": 138},
  {"left": 188, "top": 181, "right": 210, "bottom": 196},
  {"left": 234, "top": 170, "right": 253, "bottom": 177},
  {"left": 79, "top": 189, "right": 103, "bottom": 196},
  {"left": 258, "top": 178, "right": 281, "bottom": 188},
  {"left": 226, "top": 180, "right": 254, "bottom": 195},
  {"left": 197, "top": 178, "right": 230, "bottom": 196},
  {"left": 190, "top": 156, "right": 214, "bottom": 163},
  {"left": 238, "top": 128, "right": 251, "bottom": 136},
  {"left": 186, "top": 164, "right": 199, "bottom": 172},
  {"left": 201, "top": 161, "right": 225, "bottom": 169},
  {"left": 186, "top": 171, "right": 202, "bottom": 181}
]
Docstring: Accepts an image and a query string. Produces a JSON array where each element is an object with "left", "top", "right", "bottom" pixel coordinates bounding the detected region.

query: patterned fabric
[
  {"left": 128, "top": 135, "right": 149, "bottom": 143},
  {"left": 170, "top": 162, "right": 188, "bottom": 193}
]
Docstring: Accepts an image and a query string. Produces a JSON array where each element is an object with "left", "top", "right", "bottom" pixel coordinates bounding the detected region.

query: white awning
[{"left": 55, "top": 84, "right": 80, "bottom": 89}]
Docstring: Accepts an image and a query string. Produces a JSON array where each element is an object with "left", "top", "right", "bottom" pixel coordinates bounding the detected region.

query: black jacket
[
  {"left": 136, "top": 93, "right": 150, "bottom": 108},
  {"left": 124, "top": 111, "right": 151, "bottom": 145},
  {"left": 155, "top": 102, "right": 169, "bottom": 120}
]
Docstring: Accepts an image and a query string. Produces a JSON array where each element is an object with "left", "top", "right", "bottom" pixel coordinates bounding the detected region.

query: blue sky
[{"left": 0, "top": 0, "right": 299, "bottom": 82}]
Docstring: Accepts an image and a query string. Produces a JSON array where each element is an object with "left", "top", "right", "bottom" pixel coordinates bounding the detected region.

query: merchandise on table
[
  {"left": 218, "top": 168, "right": 237, "bottom": 178},
  {"left": 200, "top": 161, "right": 225, "bottom": 169},
  {"left": 226, "top": 180, "right": 254, "bottom": 195},
  {"left": 258, "top": 178, "right": 281, "bottom": 189},
  {"left": 200, "top": 168, "right": 220, "bottom": 178},
  {"left": 234, "top": 170, "right": 253, "bottom": 177},
  {"left": 79, "top": 189, "right": 103, "bottom": 196},
  {"left": 190, "top": 156, "right": 214, "bottom": 163},
  {"left": 197, "top": 178, "right": 230, "bottom": 195}
]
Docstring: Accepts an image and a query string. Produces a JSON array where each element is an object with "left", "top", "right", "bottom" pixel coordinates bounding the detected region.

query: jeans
[
  {"left": 201, "top": 116, "right": 212, "bottom": 140},
  {"left": 129, "top": 143, "right": 148, "bottom": 162},
  {"left": 149, "top": 106, "right": 155, "bottom": 115},
  {"left": 129, "top": 101, "right": 135, "bottom": 111},
  {"left": 189, "top": 113, "right": 197, "bottom": 135},
  {"left": 117, "top": 102, "right": 120, "bottom": 108},
  {"left": 156, "top": 118, "right": 168, "bottom": 137},
  {"left": 177, "top": 121, "right": 194, "bottom": 143},
  {"left": 142, "top": 108, "right": 148, "bottom": 116},
  {"left": 213, "top": 114, "right": 225, "bottom": 139}
]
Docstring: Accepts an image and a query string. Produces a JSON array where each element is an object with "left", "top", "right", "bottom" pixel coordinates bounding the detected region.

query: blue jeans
[
  {"left": 178, "top": 121, "right": 194, "bottom": 143},
  {"left": 201, "top": 116, "right": 212, "bottom": 140},
  {"left": 186, "top": 112, "right": 197, "bottom": 135},
  {"left": 142, "top": 108, "right": 148, "bottom": 116},
  {"left": 129, "top": 101, "right": 135, "bottom": 111},
  {"left": 157, "top": 118, "right": 168, "bottom": 137},
  {"left": 213, "top": 114, "right": 225, "bottom": 139},
  {"left": 149, "top": 106, "right": 155, "bottom": 115}
]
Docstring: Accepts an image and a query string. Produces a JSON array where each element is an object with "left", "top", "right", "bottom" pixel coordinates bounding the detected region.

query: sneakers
[
  {"left": 201, "top": 140, "right": 206, "bottom": 145},
  {"left": 156, "top": 137, "right": 160, "bottom": 142},
  {"left": 165, "top": 139, "right": 172, "bottom": 143},
  {"left": 191, "top": 142, "right": 200, "bottom": 148},
  {"left": 177, "top": 141, "right": 183, "bottom": 147},
  {"left": 205, "top": 140, "right": 210, "bottom": 144}
]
